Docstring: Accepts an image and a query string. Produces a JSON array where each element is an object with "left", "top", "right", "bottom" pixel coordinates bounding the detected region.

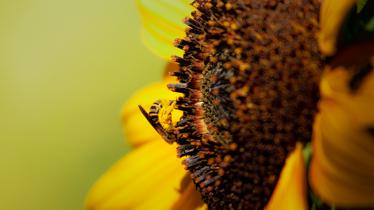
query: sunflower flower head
[{"left": 142, "top": 0, "right": 324, "bottom": 209}]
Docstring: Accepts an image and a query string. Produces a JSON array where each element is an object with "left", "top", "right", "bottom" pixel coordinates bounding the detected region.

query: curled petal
[
  {"left": 318, "top": 0, "right": 356, "bottom": 55},
  {"left": 136, "top": 0, "right": 193, "bottom": 60}
]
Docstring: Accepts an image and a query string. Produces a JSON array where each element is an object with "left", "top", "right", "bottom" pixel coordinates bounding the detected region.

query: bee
[{"left": 138, "top": 99, "right": 178, "bottom": 144}]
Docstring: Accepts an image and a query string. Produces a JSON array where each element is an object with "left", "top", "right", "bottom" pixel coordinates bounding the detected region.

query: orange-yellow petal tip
[{"left": 265, "top": 143, "right": 308, "bottom": 210}]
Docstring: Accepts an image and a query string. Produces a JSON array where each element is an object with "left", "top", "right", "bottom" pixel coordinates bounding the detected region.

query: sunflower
[{"left": 86, "top": 0, "right": 374, "bottom": 210}]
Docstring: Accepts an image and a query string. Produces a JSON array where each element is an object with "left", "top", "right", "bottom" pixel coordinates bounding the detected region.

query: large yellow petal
[
  {"left": 310, "top": 66, "right": 374, "bottom": 208},
  {"left": 85, "top": 140, "right": 187, "bottom": 210},
  {"left": 318, "top": 0, "right": 356, "bottom": 56},
  {"left": 136, "top": 0, "right": 193, "bottom": 60},
  {"left": 122, "top": 76, "right": 182, "bottom": 147},
  {"left": 265, "top": 143, "right": 308, "bottom": 210}
]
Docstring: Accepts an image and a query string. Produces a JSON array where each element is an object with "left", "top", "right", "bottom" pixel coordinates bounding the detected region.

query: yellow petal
[
  {"left": 318, "top": 0, "right": 356, "bottom": 55},
  {"left": 122, "top": 77, "right": 182, "bottom": 147},
  {"left": 85, "top": 140, "right": 187, "bottom": 210},
  {"left": 265, "top": 143, "right": 308, "bottom": 210},
  {"left": 309, "top": 67, "right": 374, "bottom": 208},
  {"left": 136, "top": 0, "right": 193, "bottom": 60},
  {"left": 171, "top": 174, "right": 204, "bottom": 210}
]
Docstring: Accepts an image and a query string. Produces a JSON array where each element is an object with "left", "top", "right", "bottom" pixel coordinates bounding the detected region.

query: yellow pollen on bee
[{"left": 157, "top": 100, "right": 178, "bottom": 128}]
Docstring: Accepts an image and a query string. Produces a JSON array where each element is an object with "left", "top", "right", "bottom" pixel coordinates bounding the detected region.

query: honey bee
[{"left": 138, "top": 99, "right": 178, "bottom": 144}]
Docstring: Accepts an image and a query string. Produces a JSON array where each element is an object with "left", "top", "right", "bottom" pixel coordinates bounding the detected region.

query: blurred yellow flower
[
  {"left": 310, "top": 63, "right": 374, "bottom": 208},
  {"left": 86, "top": 0, "right": 374, "bottom": 209},
  {"left": 310, "top": 0, "right": 374, "bottom": 208}
]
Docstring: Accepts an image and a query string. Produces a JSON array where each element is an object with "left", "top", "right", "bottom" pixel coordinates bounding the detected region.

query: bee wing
[{"left": 138, "top": 105, "right": 174, "bottom": 144}]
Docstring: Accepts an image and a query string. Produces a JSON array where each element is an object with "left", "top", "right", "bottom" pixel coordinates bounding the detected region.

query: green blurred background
[{"left": 0, "top": 0, "right": 165, "bottom": 209}]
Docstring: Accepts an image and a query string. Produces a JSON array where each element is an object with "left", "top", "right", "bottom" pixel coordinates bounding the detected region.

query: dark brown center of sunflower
[{"left": 169, "top": 0, "right": 323, "bottom": 209}]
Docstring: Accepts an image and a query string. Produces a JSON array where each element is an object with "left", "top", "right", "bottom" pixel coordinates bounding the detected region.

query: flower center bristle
[{"left": 169, "top": 0, "right": 323, "bottom": 209}]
